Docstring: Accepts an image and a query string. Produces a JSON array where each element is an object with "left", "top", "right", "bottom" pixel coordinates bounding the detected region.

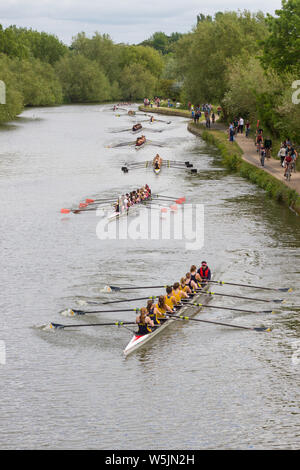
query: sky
[{"left": 0, "top": 0, "right": 283, "bottom": 45}]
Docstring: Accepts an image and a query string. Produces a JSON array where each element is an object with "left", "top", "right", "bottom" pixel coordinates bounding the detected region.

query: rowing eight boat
[
  {"left": 107, "top": 196, "right": 151, "bottom": 221},
  {"left": 123, "top": 276, "right": 213, "bottom": 356}
]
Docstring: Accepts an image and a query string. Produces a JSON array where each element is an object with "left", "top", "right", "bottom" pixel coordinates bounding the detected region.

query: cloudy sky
[{"left": 0, "top": 0, "right": 283, "bottom": 44}]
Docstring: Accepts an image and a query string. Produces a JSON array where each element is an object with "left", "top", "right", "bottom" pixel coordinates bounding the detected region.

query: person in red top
[
  {"left": 284, "top": 154, "right": 293, "bottom": 177},
  {"left": 197, "top": 261, "right": 211, "bottom": 285}
]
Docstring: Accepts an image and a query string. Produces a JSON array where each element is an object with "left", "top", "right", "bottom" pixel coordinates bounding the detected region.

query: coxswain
[
  {"left": 136, "top": 307, "right": 154, "bottom": 335},
  {"left": 197, "top": 261, "right": 211, "bottom": 284}
]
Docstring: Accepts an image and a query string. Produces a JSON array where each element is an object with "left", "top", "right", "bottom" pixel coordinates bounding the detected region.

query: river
[{"left": 0, "top": 104, "right": 299, "bottom": 449}]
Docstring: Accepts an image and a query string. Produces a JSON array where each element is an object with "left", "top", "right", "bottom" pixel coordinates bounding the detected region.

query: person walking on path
[
  {"left": 245, "top": 121, "right": 250, "bottom": 137},
  {"left": 238, "top": 117, "right": 244, "bottom": 134},
  {"left": 228, "top": 123, "right": 235, "bottom": 142},
  {"left": 278, "top": 144, "right": 287, "bottom": 167}
]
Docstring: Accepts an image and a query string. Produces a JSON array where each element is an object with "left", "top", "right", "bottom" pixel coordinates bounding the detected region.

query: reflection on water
[{"left": 0, "top": 104, "right": 299, "bottom": 450}]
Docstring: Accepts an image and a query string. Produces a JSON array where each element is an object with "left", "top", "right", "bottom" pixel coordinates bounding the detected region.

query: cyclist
[
  {"left": 290, "top": 147, "right": 298, "bottom": 172},
  {"left": 284, "top": 153, "right": 293, "bottom": 179},
  {"left": 256, "top": 129, "right": 263, "bottom": 153}
]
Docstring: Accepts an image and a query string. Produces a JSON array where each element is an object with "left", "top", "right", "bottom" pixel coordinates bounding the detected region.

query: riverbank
[
  {"left": 188, "top": 121, "right": 300, "bottom": 216},
  {"left": 139, "top": 105, "right": 193, "bottom": 118}
]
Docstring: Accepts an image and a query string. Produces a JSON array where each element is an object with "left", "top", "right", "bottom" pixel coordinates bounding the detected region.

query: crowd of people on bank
[{"left": 228, "top": 120, "right": 298, "bottom": 177}]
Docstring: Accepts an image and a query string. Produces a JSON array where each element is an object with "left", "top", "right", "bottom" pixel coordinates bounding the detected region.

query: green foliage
[
  {"left": 0, "top": 25, "right": 68, "bottom": 64},
  {"left": 10, "top": 58, "right": 63, "bottom": 106},
  {"left": 262, "top": 0, "right": 300, "bottom": 74},
  {"left": 139, "top": 31, "right": 183, "bottom": 55},
  {"left": 119, "top": 63, "right": 156, "bottom": 100},
  {"left": 55, "top": 54, "right": 112, "bottom": 103},
  {"left": 0, "top": 54, "right": 24, "bottom": 122},
  {"left": 175, "top": 11, "right": 268, "bottom": 104}
]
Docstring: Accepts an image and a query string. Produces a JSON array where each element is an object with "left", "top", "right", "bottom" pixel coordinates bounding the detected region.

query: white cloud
[{"left": 0, "top": 0, "right": 283, "bottom": 44}]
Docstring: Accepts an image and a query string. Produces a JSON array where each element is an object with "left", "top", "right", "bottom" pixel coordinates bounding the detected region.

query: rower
[
  {"left": 197, "top": 261, "right": 211, "bottom": 285},
  {"left": 136, "top": 307, "right": 154, "bottom": 335},
  {"left": 190, "top": 265, "right": 202, "bottom": 287},
  {"left": 172, "top": 282, "right": 189, "bottom": 305},
  {"left": 146, "top": 299, "right": 160, "bottom": 326},
  {"left": 115, "top": 198, "right": 120, "bottom": 213},
  {"left": 164, "top": 286, "right": 177, "bottom": 310},
  {"left": 185, "top": 272, "right": 198, "bottom": 291},
  {"left": 155, "top": 295, "right": 173, "bottom": 321},
  {"left": 180, "top": 277, "right": 192, "bottom": 295}
]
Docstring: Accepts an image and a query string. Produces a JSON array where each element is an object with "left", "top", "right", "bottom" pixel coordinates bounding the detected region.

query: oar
[
  {"left": 181, "top": 301, "right": 276, "bottom": 315},
  {"left": 104, "top": 284, "right": 169, "bottom": 292},
  {"left": 78, "top": 295, "right": 158, "bottom": 306},
  {"left": 197, "top": 290, "right": 284, "bottom": 304},
  {"left": 204, "top": 280, "right": 293, "bottom": 292},
  {"left": 62, "top": 307, "right": 143, "bottom": 316},
  {"left": 49, "top": 321, "right": 135, "bottom": 330},
  {"left": 169, "top": 315, "right": 271, "bottom": 332},
  {"left": 154, "top": 195, "right": 186, "bottom": 201}
]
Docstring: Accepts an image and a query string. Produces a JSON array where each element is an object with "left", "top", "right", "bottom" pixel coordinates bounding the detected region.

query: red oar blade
[{"left": 61, "top": 208, "right": 71, "bottom": 214}]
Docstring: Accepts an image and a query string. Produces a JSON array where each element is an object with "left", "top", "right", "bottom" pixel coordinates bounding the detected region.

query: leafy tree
[
  {"left": 262, "top": 0, "right": 300, "bottom": 73},
  {"left": 0, "top": 54, "right": 24, "bottom": 122},
  {"left": 175, "top": 11, "right": 268, "bottom": 103},
  {"left": 55, "top": 54, "right": 111, "bottom": 103},
  {"left": 119, "top": 63, "right": 156, "bottom": 100}
]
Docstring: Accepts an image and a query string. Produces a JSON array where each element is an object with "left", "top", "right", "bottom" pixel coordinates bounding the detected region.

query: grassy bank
[
  {"left": 139, "top": 105, "right": 193, "bottom": 118},
  {"left": 188, "top": 122, "right": 300, "bottom": 215}
]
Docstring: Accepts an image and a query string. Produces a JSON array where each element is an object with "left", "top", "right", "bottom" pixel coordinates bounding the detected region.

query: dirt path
[
  {"left": 199, "top": 117, "right": 300, "bottom": 195},
  {"left": 234, "top": 133, "right": 300, "bottom": 195}
]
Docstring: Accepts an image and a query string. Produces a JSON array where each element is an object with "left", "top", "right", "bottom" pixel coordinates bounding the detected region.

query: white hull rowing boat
[
  {"left": 153, "top": 167, "right": 161, "bottom": 174},
  {"left": 107, "top": 197, "right": 151, "bottom": 221},
  {"left": 123, "top": 276, "right": 213, "bottom": 356}
]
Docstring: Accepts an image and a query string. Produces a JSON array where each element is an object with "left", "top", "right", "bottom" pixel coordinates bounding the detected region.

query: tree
[
  {"left": 55, "top": 54, "right": 111, "bottom": 103},
  {"left": 175, "top": 11, "right": 269, "bottom": 103},
  {"left": 262, "top": 0, "right": 300, "bottom": 73},
  {"left": 119, "top": 64, "right": 156, "bottom": 100}
]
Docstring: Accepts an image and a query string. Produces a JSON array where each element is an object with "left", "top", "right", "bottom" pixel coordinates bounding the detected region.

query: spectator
[
  {"left": 229, "top": 123, "right": 235, "bottom": 142},
  {"left": 245, "top": 121, "right": 250, "bottom": 137},
  {"left": 278, "top": 144, "right": 287, "bottom": 167},
  {"left": 238, "top": 117, "right": 244, "bottom": 133}
]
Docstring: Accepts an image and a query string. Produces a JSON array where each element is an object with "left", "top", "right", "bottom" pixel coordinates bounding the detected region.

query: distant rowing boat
[{"left": 124, "top": 277, "right": 213, "bottom": 356}]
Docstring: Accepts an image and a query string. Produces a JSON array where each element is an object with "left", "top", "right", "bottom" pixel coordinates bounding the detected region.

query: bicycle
[
  {"left": 284, "top": 163, "right": 292, "bottom": 181},
  {"left": 260, "top": 149, "right": 265, "bottom": 167},
  {"left": 265, "top": 148, "right": 272, "bottom": 159}
]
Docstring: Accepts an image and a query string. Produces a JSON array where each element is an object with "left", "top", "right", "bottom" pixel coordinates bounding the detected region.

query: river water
[{"left": 0, "top": 104, "right": 299, "bottom": 450}]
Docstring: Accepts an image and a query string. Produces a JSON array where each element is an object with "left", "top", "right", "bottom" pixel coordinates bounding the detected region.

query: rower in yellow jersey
[
  {"left": 172, "top": 282, "right": 189, "bottom": 304},
  {"left": 180, "top": 277, "right": 192, "bottom": 295},
  {"left": 155, "top": 295, "right": 173, "bottom": 322},
  {"left": 164, "top": 286, "right": 178, "bottom": 310}
]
